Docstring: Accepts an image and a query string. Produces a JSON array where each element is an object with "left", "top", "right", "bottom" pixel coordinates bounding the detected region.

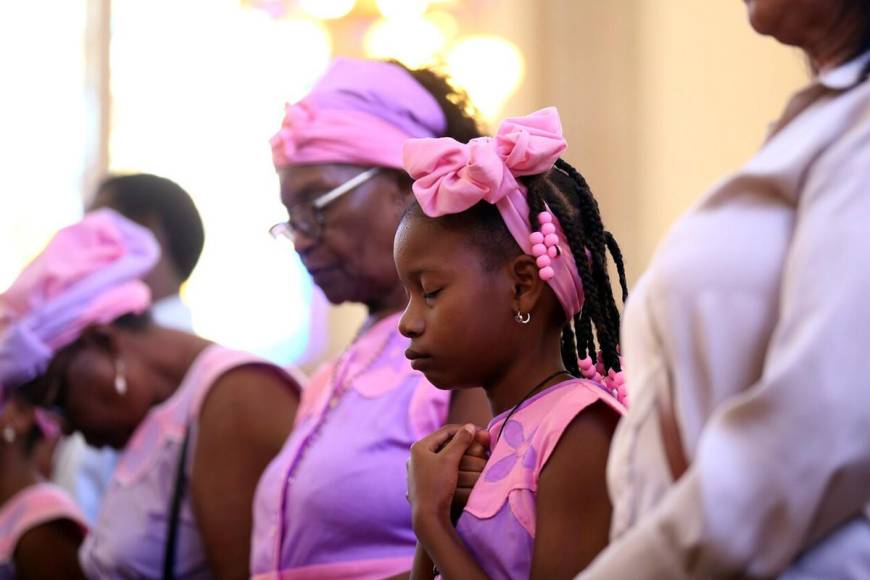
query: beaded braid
[
  {"left": 523, "top": 160, "right": 628, "bottom": 375},
  {"left": 554, "top": 159, "right": 625, "bottom": 335}
]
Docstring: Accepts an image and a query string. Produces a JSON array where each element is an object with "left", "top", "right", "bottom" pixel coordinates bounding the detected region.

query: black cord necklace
[{"left": 495, "top": 369, "right": 572, "bottom": 444}]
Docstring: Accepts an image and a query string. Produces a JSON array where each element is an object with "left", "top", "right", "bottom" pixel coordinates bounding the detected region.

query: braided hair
[
  {"left": 403, "top": 159, "right": 628, "bottom": 378},
  {"left": 522, "top": 158, "right": 628, "bottom": 377}
]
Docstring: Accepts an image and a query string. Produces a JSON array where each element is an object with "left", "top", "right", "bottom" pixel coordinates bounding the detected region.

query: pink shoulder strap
[
  {"left": 115, "top": 345, "right": 300, "bottom": 485},
  {"left": 187, "top": 345, "right": 301, "bottom": 420},
  {"left": 465, "top": 380, "right": 625, "bottom": 536}
]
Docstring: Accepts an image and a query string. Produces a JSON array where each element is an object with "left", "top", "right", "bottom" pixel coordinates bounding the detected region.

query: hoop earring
[
  {"left": 514, "top": 311, "right": 531, "bottom": 325},
  {"left": 114, "top": 357, "right": 127, "bottom": 396},
  {"left": 2, "top": 425, "right": 15, "bottom": 444}
]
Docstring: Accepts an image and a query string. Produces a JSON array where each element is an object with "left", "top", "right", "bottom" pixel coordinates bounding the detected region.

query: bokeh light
[
  {"left": 375, "top": 0, "right": 430, "bottom": 20},
  {"left": 364, "top": 16, "right": 446, "bottom": 68},
  {"left": 298, "top": 0, "right": 356, "bottom": 20},
  {"left": 0, "top": 0, "right": 87, "bottom": 290},
  {"left": 110, "top": 0, "right": 332, "bottom": 364},
  {"left": 446, "top": 35, "right": 525, "bottom": 121}
]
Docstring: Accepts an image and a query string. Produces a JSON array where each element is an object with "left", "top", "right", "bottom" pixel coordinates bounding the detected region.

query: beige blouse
[{"left": 581, "top": 51, "right": 870, "bottom": 579}]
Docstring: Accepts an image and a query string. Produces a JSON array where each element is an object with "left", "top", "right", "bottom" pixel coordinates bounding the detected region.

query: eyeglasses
[{"left": 270, "top": 167, "right": 381, "bottom": 244}]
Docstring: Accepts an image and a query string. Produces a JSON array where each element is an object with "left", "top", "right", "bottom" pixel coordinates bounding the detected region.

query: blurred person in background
[
  {"left": 250, "top": 58, "right": 491, "bottom": 579},
  {"left": 53, "top": 173, "right": 206, "bottom": 523},
  {"left": 1, "top": 209, "right": 299, "bottom": 579},
  {"left": 0, "top": 392, "right": 87, "bottom": 579},
  {"left": 581, "top": 1, "right": 870, "bottom": 578},
  {"left": 90, "top": 173, "right": 205, "bottom": 330}
]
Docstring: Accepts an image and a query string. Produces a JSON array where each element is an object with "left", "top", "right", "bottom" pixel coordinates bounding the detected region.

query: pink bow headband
[{"left": 402, "top": 107, "right": 584, "bottom": 319}]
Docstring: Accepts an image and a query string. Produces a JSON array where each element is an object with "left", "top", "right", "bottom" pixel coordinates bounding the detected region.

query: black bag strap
[{"left": 162, "top": 426, "right": 191, "bottom": 580}]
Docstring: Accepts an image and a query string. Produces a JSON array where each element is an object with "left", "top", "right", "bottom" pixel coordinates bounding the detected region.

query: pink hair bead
[
  {"left": 541, "top": 222, "right": 556, "bottom": 235},
  {"left": 544, "top": 233, "right": 559, "bottom": 246},
  {"left": 579, "top": 356, "right": 593, "bottom": 370},
  {"left": 529, "top": 231, "right": 544, "bottom": 245},
  {"left": 538, "top": 212, "right": 553, "bottom": 224},
  {"left": 547, "top": 246, "right": 559, "bottom": 258},
  {"left": 536, "top": 255, "right": 551, "bottom": 268},
  {"left": 532, "top": 243, "right": 547, "bottom": 256},
  {"left": 539, "top": 266, "right": 555, "bottom": 280}
]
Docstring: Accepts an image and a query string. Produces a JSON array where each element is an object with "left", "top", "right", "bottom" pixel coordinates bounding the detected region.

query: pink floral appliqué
[{"left": 484, "top": 420, "right": 538, "bottom": 482}]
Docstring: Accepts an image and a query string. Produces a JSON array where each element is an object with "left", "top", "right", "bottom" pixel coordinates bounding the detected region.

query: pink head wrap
[
  {"left": 403, "top": 107, "right": 584, "bottom": 319},
  {"left": 271, "top": 58, "right": 448, "bottom": 169},
  {"left": 0, "top": 209, "right": 159, "bottom": 390}
]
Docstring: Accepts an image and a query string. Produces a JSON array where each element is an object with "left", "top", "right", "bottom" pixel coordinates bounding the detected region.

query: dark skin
[
  {"left": 0, "top": 400, "right": 86, "bottom": 580},
  {"left": 46, "top": 322, "right": 299, "bottom": 579},
  {"left": 743, "top": 0, "right": 868, "bottom": 71},
  {"left": 394, "top": 214, "right": 621, "bottom": 580},
  {"left": 278, "top": 163, "right": 490, "bottom": 426}
]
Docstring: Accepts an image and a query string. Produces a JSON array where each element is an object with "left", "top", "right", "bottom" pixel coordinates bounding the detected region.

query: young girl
[{"left": 395, "top": 107, "right": 629, "bottom": 579}]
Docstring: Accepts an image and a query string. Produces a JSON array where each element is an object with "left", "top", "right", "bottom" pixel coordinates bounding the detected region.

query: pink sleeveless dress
[
  {"left": 250, "top": 313, "right": 451, "bottom": 579},
  {"left": 456, "top": 379, "right": 625, "bottom": 579},
  {"left": 0, "top": 482, "right": 87, "bottom": 579},
  {"left": 80, "top": 344, "right": 299, "bottom": 579}
]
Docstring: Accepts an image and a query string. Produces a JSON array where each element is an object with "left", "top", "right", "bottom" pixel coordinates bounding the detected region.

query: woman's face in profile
[{"left": 743, "top": 0, "right": 852, "bottom": 50}]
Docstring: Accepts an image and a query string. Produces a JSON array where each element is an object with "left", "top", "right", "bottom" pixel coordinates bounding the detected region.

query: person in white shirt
[
  {"left": 53, "top": 173, "right": 205, "bottom": 522},
  {"left": 581, "top": 1, "right": 870, "bottom": 578}
]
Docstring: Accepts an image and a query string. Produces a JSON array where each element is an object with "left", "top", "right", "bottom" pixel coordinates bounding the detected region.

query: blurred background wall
[{"left": 0, "top": 0, "right": 807, "bottom": 373}]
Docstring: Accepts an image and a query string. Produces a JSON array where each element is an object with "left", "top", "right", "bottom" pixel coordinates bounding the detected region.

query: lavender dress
[
  {"left": 456, "top": 379, "right": 624, "bottom": 579},
  {"left": 80, "top": 345, "right": 299, "bottom": 579},
  {"left": 251, "top": 314, "right": 451, "bottom": 579}
]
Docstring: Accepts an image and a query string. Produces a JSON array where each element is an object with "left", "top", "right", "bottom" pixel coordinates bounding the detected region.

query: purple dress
[
  {"left": 251, "top": 314, "right": 451, "bottom": 579},
  {"left": 456, "top": 379, "right": 625, "bottom": 579},
  {"left": 79, "top": 345, "right": 299, "bottom": 579}
]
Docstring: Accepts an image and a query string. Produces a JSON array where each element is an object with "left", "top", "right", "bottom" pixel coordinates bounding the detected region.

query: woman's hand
[{"left": 408, "top": 423, "right": 477, "bottom": 534}]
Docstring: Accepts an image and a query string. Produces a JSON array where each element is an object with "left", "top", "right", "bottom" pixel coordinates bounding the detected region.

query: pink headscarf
[
  {"left": 271, "top": 58, "right": 448, "bottom": 169},
  {"left": 402, "top": 107, "right": 584, "bottom": 320},
  {"left": 0, "top": 209, "right": 159, "bottom": 390}
]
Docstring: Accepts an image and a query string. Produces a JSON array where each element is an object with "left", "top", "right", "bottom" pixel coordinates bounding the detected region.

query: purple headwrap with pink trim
[
  {"left": 0, "top": 209, "right": 159, "bottom": 392},
  {"left": 402, "top": 107, "right": 584, "bottom": 319},
  {"left": 271, "top": 58, "right": 448, "bottom": 169}
]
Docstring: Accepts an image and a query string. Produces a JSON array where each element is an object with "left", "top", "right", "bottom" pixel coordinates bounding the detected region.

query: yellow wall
[{"left": 533, "top": 0, "right": 807, "bottom": 277}]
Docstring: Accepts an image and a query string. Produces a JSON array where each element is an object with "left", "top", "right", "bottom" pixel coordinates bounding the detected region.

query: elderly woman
[
  {"left": 0, "top": 209, "right": 300, "bottom": 579},
  {"left": 581, "top": 1, "right": 870, "bottom": 578},
  {"left": 250, "top": 58, "right": 490, "bottom": 579}
]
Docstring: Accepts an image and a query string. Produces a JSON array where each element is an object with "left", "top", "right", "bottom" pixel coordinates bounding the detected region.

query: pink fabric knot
[
  {"left": 270, "top": 102, "right": 315, "bottom": 167},
  {"left": 404, "top": 107, "right": 566, "bottom": 217},
  {"left": 270, "top": 58, "right": 447, "bottom": 170}
]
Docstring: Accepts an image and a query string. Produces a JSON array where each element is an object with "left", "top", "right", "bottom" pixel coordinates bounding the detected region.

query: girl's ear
[{"left": 507, "top": 254, "right": 548, "bottom": 316}]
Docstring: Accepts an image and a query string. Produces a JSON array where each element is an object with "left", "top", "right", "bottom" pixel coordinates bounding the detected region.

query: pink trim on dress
[
  {"left": 252, "top": 555, "right": 414, "bottom": 580},
  {"left": 465, "top": 379, "right": 625, "bottom": 536},
  {"left": 0, "top": 483, "right": 87, "bottom": 563}
]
